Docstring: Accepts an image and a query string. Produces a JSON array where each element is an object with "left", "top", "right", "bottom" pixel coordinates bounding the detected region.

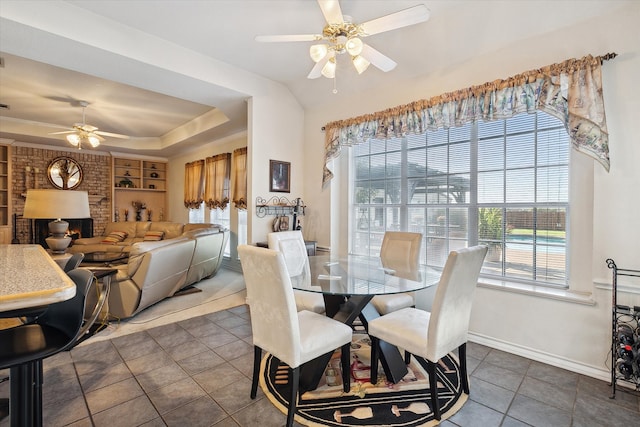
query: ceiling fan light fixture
[
  {"left": 66, "top": 133, "right": 80, "bottom": 146},
  {"left": 321, "top": 57, "right": 336, "bottom": 79},
  {"left": 345, "top": 37, "right": 363, "bottom": 56},
  {"left": 309, "top": 44, "right": 329, "bottom": 62},
  {"left": 352, "top": 55, "right": 370, "bottom": 74},
  {"left": 88, "top": 135, "right": 101, "bottom": 148}
]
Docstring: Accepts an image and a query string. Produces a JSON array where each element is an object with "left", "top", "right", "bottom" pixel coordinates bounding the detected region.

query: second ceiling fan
[
  {"left": 50, "top": 101, "right": 129, "bottom": 149},
  {"left": 256, "top": 0, "right": 430, "bottom": 80}
]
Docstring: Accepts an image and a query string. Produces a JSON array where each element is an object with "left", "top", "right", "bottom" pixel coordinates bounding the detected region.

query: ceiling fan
[
  {"left": 256, "top": 0, "right": 430, "bottom": 83},
  {"left": 49, "top": 101, "right": 129, "bottom": 149}
]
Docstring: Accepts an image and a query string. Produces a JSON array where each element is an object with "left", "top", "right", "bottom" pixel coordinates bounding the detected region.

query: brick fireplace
[{"left": 11, "top": 146, "right": 111, "bottom": 244}]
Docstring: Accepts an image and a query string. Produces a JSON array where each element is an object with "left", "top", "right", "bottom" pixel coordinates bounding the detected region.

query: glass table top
[{"left": 292, "top": 254, "right": 441, "bottom": 296}]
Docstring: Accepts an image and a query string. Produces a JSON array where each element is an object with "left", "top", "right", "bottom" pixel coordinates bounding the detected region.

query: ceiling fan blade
[
  {"left": 307, "top": 56, "right": 330, "bottom": 79},
  {"left": 49, "top": 130, "right": 75, "bottom": 135},
  {"left": 360, "top": 4, "right": 430, "bottom": 36},
  {"left": 95, "top": 130, "right": 130, "bottom": 139},
  {"left": 255, "top": 34, "right": 320, "bottom": 43},
  {"left": 360, "top": 44, "right": 397, "bottom": 72},
  {"left": 317, "top": 0, "right": 343, "bottom": 24},
  {"left": 76, "top": 123, "right": 98, "bottom": 132},
  {"left": 90, "top": 132, "right": 106, "bottom": 142}
]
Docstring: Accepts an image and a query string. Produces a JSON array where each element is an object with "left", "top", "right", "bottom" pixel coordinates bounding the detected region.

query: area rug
[{"left": 260, "top": 334, "right": 467, "bottom": 426}]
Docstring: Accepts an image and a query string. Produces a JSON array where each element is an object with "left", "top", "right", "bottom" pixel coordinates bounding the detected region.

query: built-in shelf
[{"left": 112, "top": 156, "right": 168, "bottom": 222}]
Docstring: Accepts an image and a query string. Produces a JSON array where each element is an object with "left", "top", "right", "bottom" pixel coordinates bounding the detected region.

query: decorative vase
[{"left": 136, "top": 211, "right": 142, "bottom": 222}]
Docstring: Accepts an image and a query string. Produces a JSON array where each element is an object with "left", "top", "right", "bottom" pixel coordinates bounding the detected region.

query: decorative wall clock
[{"left": 47, "top": 156, "right": 83, "bottom": 190}]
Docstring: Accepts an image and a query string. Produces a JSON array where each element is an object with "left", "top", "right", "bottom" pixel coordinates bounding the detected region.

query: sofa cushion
[
  {"left": 150, "top": 222, "right": 184, "bottom": 240},
  {"left": 144, "top": 231, "right": 164, "bottom": 241},
  {"left": 126, "top": 237, "right": 190, "bottom": 277},
  {"left": 135, "top": 222, "right": 152, "bottom": 237},
  {"left": 102, "top": 231, "right": 128, "bottom": 244},
  {"left": 104, "top": 222, "right": 137, "bottom": 238}
]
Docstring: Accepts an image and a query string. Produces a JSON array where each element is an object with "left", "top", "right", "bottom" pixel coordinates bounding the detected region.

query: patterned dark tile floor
[{"left": 1, "top": 305, "right": 638, "bottom": 427}]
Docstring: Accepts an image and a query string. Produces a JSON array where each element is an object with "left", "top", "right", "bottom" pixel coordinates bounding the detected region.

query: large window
[{"left": 351, "top": 111, "right": 569, "bottom": 287}]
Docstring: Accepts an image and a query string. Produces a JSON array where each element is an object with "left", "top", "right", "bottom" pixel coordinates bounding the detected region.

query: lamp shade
[{"left": 23, "top": 189, "right": 91, "bottom": 219}]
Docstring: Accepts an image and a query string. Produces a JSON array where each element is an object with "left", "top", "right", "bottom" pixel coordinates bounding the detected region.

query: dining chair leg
[
  {"left": 287, "top": 366, "right": 300, "bottom": 427},
  {"left": 426, "top": 360, "right": 441, "bottom": 420},
  {"left": 251, "top": 346, "right": 262, "bottom": 399},
  {"left": 459, "top": 342, "right": 469, "bottom": 394},
  {"left": 370, "top": 337, "right": 380, "bottom": 385},
  {"left": 341, "top": 343, "right": 351, "bottom": 393}
]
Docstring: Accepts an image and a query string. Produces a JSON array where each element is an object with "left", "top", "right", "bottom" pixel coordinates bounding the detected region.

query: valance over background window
[
  {"left": 204, "top": 153, "right": 231, "bottom": 210},
  {"left": 323, "top": 53, "right": 616, "bottom": 185},
  {"left": 184, "top": 159, "right": 204, "bottom": 209}
]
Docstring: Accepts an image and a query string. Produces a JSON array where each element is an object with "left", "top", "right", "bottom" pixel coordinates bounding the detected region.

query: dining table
[
  {"left": 292, "top": 254, "right": 441, "bottom": 393},
  {"left": 0, "top": 244, "right": 77, "bottom": 427}
]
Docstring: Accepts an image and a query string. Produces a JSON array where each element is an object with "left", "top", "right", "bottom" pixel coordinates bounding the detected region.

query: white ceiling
[{"left": 0, "top": 0, "right": 630, "bottom": 157}]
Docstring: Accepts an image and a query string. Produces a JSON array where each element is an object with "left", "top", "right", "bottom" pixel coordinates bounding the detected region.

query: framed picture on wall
[{"left": 269, "top": 160, "right": 290, "bottom": 193}]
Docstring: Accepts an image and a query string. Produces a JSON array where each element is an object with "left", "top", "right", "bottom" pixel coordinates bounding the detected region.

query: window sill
[{"left": 478, "top": 278, "right": 596, "bottom": 306}]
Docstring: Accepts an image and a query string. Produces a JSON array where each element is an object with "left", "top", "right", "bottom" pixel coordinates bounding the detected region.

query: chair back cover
[
  {"left": 238, "top": 245, "right": 302, "bottom": 368},
  {"left": 380, "top": 231, "right": 422, "bottom": 273},
  {"left": 426, "top": 245, "right": 488, "bottom": 361},
  {"left": 43, "top": 268, "right": 94, "bottom": 343},
  {"left": 267, "top": 230, "right": 311, "bottom": 286},
  {"left": 64, "top": 252, "right": 85, "bottom": 272}
]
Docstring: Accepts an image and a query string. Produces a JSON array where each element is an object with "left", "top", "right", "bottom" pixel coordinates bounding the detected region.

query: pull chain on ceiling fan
[
  {"left": 255, "top": 0, "right": 430, "bottom": 91},
  {"left": 49, "top": 101, "right": 129, "bottom": 149}
]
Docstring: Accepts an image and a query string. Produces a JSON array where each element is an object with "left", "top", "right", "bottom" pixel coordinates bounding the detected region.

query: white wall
[
  {"left": 302, "top": 4, "right": 640, "bottom": 379},
  {"left": 247, "top": 92, "right": 306, "bottom": 244}
]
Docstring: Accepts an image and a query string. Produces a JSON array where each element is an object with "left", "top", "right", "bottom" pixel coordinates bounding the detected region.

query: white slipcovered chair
[
  {"left": 267, "top": 230, "right": 326, "bottom": 314},
  {"left": 371, "top": 231, "right": 423, "bottom": 315},
  {"left": 368, "top": 245, "right": 488, "bottom": 420},
  {"left": 238, "top": 245, "right": 352, "bottom": 427}
]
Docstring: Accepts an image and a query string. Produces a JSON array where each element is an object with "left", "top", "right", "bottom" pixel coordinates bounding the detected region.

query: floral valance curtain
[
  {"left": 184, "top": 159, "right": 204, "bottom": 209},
  {"left": 322, "top": 53, "right": 616, "bottom": 185},
  {"left": 204, "top": 153, "right": 231, "bottom": 210},
  {"left": 232, "top": 147, "right": 248, "bottom": 210}
]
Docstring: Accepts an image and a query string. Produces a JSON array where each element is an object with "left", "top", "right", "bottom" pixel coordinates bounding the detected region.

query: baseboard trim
[{"left": 468, "top": 331, "right": 611, "bottom": 383}]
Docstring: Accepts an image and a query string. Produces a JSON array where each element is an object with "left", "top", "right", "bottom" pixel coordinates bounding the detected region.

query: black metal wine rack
[{"left": 607, "top": 258, "right": 640, "bottom": 399}]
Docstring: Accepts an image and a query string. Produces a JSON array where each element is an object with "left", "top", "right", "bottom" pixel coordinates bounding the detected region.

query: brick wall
[{"left": 12, "top": 146, "right": 112, "bottom": 243}]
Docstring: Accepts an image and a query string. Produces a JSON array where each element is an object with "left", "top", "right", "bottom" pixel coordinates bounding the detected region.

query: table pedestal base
[{"left": 298, "top": 294, "right": 408, "bottom": 393}]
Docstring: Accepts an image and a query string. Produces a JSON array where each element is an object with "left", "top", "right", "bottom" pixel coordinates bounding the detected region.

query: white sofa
[{"left": 72, "top": 222, "right": 229, "bottom": 319}]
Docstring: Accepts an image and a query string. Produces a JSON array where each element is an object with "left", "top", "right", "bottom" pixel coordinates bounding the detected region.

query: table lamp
[{"left": 23, "top": 189, "right": 91, "bottom": 253}]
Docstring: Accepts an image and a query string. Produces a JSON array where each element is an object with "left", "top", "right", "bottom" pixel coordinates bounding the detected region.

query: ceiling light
[
  {"left": 309, "top": 44, "right": 328, "bottom": 63},
  {"left": 88, "top": 135, "right": 100, "bottom": 148},
  {"left": 345, "top": 37, "right": 363, "bottom": 56},
  {"left": 321, "top": 56, "right": 336, "bottom": 79},
  {"left": 352, "top": 55, "right": 370, "bottom": 74},
  {"left": 66, "top": 134, "right": 80, "bottom": 147},
  {"left": 66, "top": 132, "right": 100, "bottom": 149}
]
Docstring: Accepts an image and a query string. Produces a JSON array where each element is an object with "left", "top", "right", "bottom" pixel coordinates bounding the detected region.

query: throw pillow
[
  {"left": 102, "top": 231, "right": 128, "bottom": 244},
  {"left": 144, "top": 231, "right": 164, "bottom": 241}
]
